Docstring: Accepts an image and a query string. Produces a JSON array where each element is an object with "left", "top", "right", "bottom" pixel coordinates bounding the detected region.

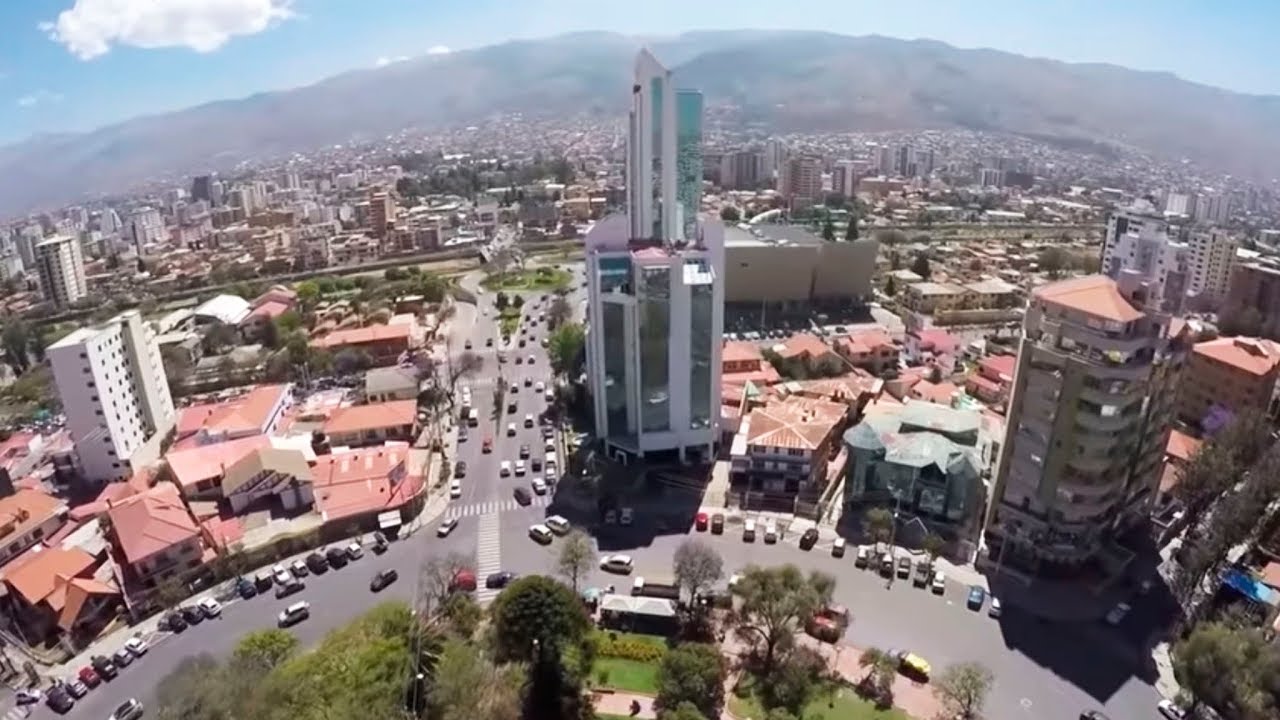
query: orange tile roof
[
  {"left": 202, "top": 384, "right": 289, "bottom": 436},
  {"left": 107, "top": 484, "right": 200, "bottom": 565},
  {"left": 772, "top": 333, "right": 834, "bottom": 361},
  {"left": 0, "top": 489, "right": 65, "bottom": 546},
  {"left": 745, "top": 397, "right": 846, "bottom": 450},
  {"left": 58, "top": 576, "right": 117, "bottom": 631},
  {"left": 723, "top": 341, "right": 765, "bottom": 364},
  {"left": 311, "top": 446, "right": 415, "bottom": 522},
  {"left": 312, "top": 323, "right": 411, "bottom": 349},
  {"left": 1166, "top": 429, "right": 1202, "bottom": 463},
  {"left": 323, "top": 399, "right": 417, "bottom": 436},
  {"left": 979, "top": 355, "right": 1017, "bottom": 381},
  {"left": 911, "top": 380, "right": 960, "bottom": 405},
  {"left": 246, "top": 300, "right": 291, "bottom": 321},
  {"left": 1193, "top": 337, "right": 1280, "bottom": 377},
  {"left": 837, "top": 330, "right": 897, "bottom": 355},
  {"left": 165, "top": 434, "right": 271, "bottom": 489},
  {"left": 1033, "top": 275, "right": 1144, "bottom": 324},
  {"left": 723, "top": 367, "right": 782, "bottom": 386},
  {"left": 1, "top": 547, "right": 95, "bottom": 605}
]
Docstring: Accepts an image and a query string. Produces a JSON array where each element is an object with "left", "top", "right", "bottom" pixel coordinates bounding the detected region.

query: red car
[
  {"left": 482, "top": 437, "right": 493, "bottom": 453},
  {"left": 77, "top": 665, "right": 101, "bottom": 688},
  {"left": 694, "top": 512, "right": 709, "bottom": 531}
]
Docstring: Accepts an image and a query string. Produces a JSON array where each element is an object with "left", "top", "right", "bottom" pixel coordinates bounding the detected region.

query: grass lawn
[
  {"left": 592, "top": 657, "right": 660, "bottom": 694},
  {"left": 728, "top": 675, "right": 907, "bottom": 720},
  {"left": 482, "top": 267, "right": 572, "bottom": 292}
]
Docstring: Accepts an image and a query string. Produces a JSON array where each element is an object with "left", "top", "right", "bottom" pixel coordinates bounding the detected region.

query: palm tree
[
  {"left": 858, "top": 647, "right": 898, "bottom": 705},
  {"left": 864, "top": 508, "right": 894, "bottom": 551}
]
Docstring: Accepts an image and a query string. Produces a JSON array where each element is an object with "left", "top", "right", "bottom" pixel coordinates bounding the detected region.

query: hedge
[{"left": 592, "top": 632, "right": 667, "bottom": 663}]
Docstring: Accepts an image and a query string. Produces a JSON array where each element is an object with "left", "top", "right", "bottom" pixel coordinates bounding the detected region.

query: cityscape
[{"left": 1, "top": 5, "right": 1280, "bottom": 720}]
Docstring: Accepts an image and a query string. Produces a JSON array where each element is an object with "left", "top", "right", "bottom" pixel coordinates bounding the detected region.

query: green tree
[
  {"left": 489, "top": 574, "right": 591, "bottom": 663},
  {"left": 152, "top": 654, "right": 232, "bottom": 720},
  {"left": 910, "top": 254, "right": 932, "bottom": 280},
  {"left": 2, "top": 321, "right": 30, "bottom": 374},
  {"left": 259, "top": 317, "right": 280, "bottom": 349},
  {"left": 233, "top": 629, "right": 299, "bottom": 672},
  {"left": 821, "top": 218, "right": 836, "bottom": 241},
  {"left": 384, "top": 267, "right": 407, "bottom": 282},
  {"left": 429, "top": 639, "right": 525, "bottom": 720},
  {"left": 1172, "top": 622, "right": 1276, "bottom": 717},
  {"left": 495, "top": 292, "right": 509, "bottom": 310},
  {"left": 730, "top": 564, "right": 834, "bottom": 673},
  {"left": 656, "top": 643, "right": 725, "bottom": 719},
  {"left": 884, "top": 275, "right": 897, "bottom": 297},
  {"left": 933, "top": 661, "right": 995, "bottom": 719},
  {"left": 857, "top": 647, "right": 898, "bottom": 707},
  {"left": 863, "top": 507, "right": 894, "bottom": 550},
  {"left": 660, "top": 701, "right": 709, "bottom": 720},
  {"left": 548, "top": 322, "right": 586, "bottom": 379},
  {"left": 546, "top": 295, "right": 572, "bottom": 330},
  {"left": 440, "top": 592, "right": 483, "bottom": 639},
  {"left": 845, "top": 213, "right": 859, "bottom": 240},
  {"left": 1037, "top": 247, "right": 1069, "bottom": 279},
  {"left": 276, "top": 310, "right": 303, "bottom": 333},
  {"left": 763, "top": 646, "right": 825, "bottom": 712},
  {"left": 513, "top": 294, "right": 525, "bottom": 309},
  {"left": 556, "top": 529, "right": 596, "bottom": 593},
  {"left": 294, "top": 280, "right": 320, "bottom": 309},
  {"left": 720, "top": 207, "right": 741, "bottom": 222},
  {"left": 673, "top": 539, "right": 724, "bottom": 605}
]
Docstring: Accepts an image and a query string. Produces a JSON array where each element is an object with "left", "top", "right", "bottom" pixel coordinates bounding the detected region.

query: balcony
[
  {"left": 1075, "top": 408, "right": 1139, "bottom": 434},
  {"left": 1067, "top": 452, "right": 1116, "bottom": 475}
]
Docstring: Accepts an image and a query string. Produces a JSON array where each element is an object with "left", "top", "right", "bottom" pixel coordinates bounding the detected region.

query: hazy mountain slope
[{"left": 2, "top": 30, "right": 1277, "bottom": 215}]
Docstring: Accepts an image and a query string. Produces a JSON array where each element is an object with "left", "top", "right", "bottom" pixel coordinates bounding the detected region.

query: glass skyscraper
[{"left": 675, "top": 90, "right": 704, "bottom": 241}]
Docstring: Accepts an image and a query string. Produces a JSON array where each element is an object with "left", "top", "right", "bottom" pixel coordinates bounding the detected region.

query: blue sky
[{"left": 1, "top": 0, "right": 1275, "bottom": 145}]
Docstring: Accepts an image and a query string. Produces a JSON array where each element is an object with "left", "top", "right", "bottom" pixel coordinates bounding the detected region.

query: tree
[
  {"left": 763, "top": 645, "right": 826, "bottom": 712},
  {"left": 1, "top": 321, "right": 30, "bottom": 374},
  {"left": 863, "top": 508, "right": 893, "bottom": 550},
  {"left": 1172, "top": 622, "right": 1275, "bottom": 717},
  {"left": 910, "top": 254, "right": 932, "bottom": 280},
  {"left": 513, "top": 294, "right": 525, "bottom": 308},
  {"left": 153, "top": 654, "right": 232, "bottom": 720},
  {"left": 556, "top": 530, "right": 596, "bottom": 592},
  {"left": 440, "top": 592, "right": 483, "bottom": 639},
  {"left": 660, "top": 701, "right": 709, "bottom": 720},
  {"left": 821, "top": 218, "right": 836, "bottom": 241},
  {"left": 384, "top": 267, "right": 407, "bottom": 282},
  {"left": 547, "top": 295, "right": 572, "bottom": 330},
  {"left": 417, "top": 552, "right": 474, "bottom": 613},
  {"left": 857, "top": 647, "right": 898, "bottom": 707},
  {"left": 933, "top": 661, "right": 995, "bottom": 719},
  {"left": 1037, "top": 247, "right": 1069, "bottom": 279},
  {"left": 233, "top": 629, "right": 299, "bottom": 672},
  {"left": 429, "top": 639, "right": 525, "bottom": 720},
  {"left": 495, "top": 291, "right": 510, "bottom": 310},
  {"left": 259, "top": 317, "right": 280, "bottom": 349},
  {"left": 548, "top": 322, "right": 586, "bottom": 379},
  {"left": 720, "top": 207, "right": 741, "bottom": 222},
  {"left": 656, "top": 643, "right": 725, "bottom": 719},
  {"left": 332, "top": 348, "right": 371, "bottom": 375},
  {"left": 673, "top": 539, "right": 724, "bottom": 604},
  {"left": 730, "top": 564, "right": 834, "bottom": 673},
  {"left": 884, "top": 275, "right": 897, "bottom": 297},
  {"left": 489, "top": 574, "right": 591, "bottom": 663},
  {"left": 294, "top": 280, "right": 320, "bottom": 309},
  {"left": 845, "top": 213, "right": 859, "bottom": 240},
  {"left": 922, "top": 532, "right": 946, "bottom": 562}
]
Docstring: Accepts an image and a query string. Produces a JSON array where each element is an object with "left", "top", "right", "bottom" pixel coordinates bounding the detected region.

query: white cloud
[
  {"left": 16, "top": 90, "right": 64, "bottom": 108},
  {"left": 41, "top": 0, "right": 295, "bottom": 60},
  {"left": 426, "top": 45, "right": 450, "bottom": 55},
  {"left": 375, "top": 55, "right": 408, "bottom": 68}
]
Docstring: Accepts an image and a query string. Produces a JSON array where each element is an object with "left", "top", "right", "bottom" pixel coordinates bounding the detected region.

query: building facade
[
  {"left": 986, "top": 275, "right": 1181, "bottom": 577},
  {"left": 1222, "top": 261, "right": 1280, "bottom": 340},
  {"left": 1176, "top": 336, "right": 1280, "bottom": 428},
  {"left": 48, "top": 311, "right": 177, "bottom": 484},
  {"left": 33, "top": 235, "right": 87, "bottom": 308},
  {"left": 1186, "top": 228, "right": 1237, "bottom": 309},
  {"left": 780, "top": 156, "right": 823, "bottom": 210},
  {"left": 1100, "top": 204, "right": 1188, "bottom": 313}
]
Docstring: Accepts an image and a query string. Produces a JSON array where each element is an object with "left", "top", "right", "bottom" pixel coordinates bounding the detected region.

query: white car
[
  {"left": 515, "top": 460, "right": 526, "bottom": 476},
  {"left": 500, "top": 461, "right": 512, "bottom": 477},
  {"left": 437, "top": 518, "right": 459, "bottom": 537},
  {"left": 507, "top": 422, "right": 517, "bottom": 436},
  {"left": 271, "top": 564, "right": 292, "bottom": 585},
  {"left": 1105, "top": 602, "right": 1131, "bottom": 626},
  {"left": 449, "top": 479, "right": 462, "bottom": 498},
  {"left": 531, "top": 477, "right": 547, "bottom": 495},
  {"left": 544, "top": 438, "right": 556, "bottom": 452},
  {"left": 545, "top": 515, "right": 570, "bottom": 534},
  {"left": 527, "top": 355, "right": 535, "bottom": 364},
  {"left": 988, "top": 597, "right": 1003, "bottom": 618},
  {"left": 1157, "top": 699, "right": 1186, "bottom": 720},
  {"left": 524, "top": 414, "right": 534, "bottom": 428},
  {"left": 619, "top": 507, "right": 634, "bottom": 526},
  {"left": 600, "top": 554, "right": 634, "bottom": 573},
  {"left": 529, "top": 524, "right": 553, "bottom": 544},
  {"left": 198, "top": 597, "right": 222, "bottom": 617},
  {"left": 510, "top": 382, "right": 519, "bottom": 394},
  {"left": 346, "top": 542, "right": 363, "bottom": 559},
  {"left": 123, "top": 636, "right": 148, "bottom": 656},
  {"left": 931, "top": 571, "right": 946, "bottom": 593},
  {"left": 535, "top": 381, "right": 545, "bottom": 392},
  {"left": 763, "top": 520, "right": 778, "bottom": 543},
  {"left": 544, "top": 389, "right": 555, "bottom": 401}
]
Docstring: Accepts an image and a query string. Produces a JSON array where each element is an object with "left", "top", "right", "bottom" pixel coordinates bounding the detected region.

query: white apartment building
[
  {"left": 48, "top": 310, "right": 177, "bottom": 484},
  {"left": 780, "top": 156, "right": 823, "bottom": 209},
  {"left": 585, "top": 49, "right": 724, "bottom": 464},
  {"left": 986, "top": 275, "right": 1180, "bottom": 577},
  {"left": 831, "top": 160, "right": 858, "bottom": 199},
  {"left": 1187, "top": 228, "right": 1237, "bottom": 309},
  {"left": 33, "top": 234, "right": 87, "bottom": 308},
  {"left": 1101, "top": 203, "right": 1188, "bottom": 313}
]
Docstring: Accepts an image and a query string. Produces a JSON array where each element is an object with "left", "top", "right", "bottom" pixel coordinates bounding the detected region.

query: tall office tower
[
  {"left": 719, "top": 150, "right": 764, "bottom": 191},
  {"left": 675, "top": 89, "right": 704, "bottom": 240},
  {"left": 369, "top": 191, "right": 395, "bottom": 238},
  {"left": 985, "top": 275, "right": 1180, "bottom": 577},
  {"left": 1194, "top": 191, "right": 1232, "bottom": 225},
  {"left": 1187, "top": 228, "right": 1238, "bottom": 309},
  {"left": 191, "top": 175, "right": 213, "bottom": 203},
  {"left": 1100, "top": 203, "right": 1188, "bottom": 312},
  {"left": 585, "top": 49, "right": 724, "bottom": 464},
  {"left": 1163, "top": 192, "right": 1192, "bottom": 217},
  {"left": 832, "top": 160, "right": 859, "bottom": 198},
  {"left": 780, "top": 156, "right": 824, "bottom": 209},
  {"left": 209, "top": 180, "right": 225, "bottom": 207},
  {"left": 48, "top": 311, "right": 176, "bottom": 484},
  {"left": 762, "top": 139, "right": 788, "bottom": 183},
  {"left": 33, "top": 235, "right": 87, "bottom": 308},
  {"left": 99, "top": 208, "right": 122, "bottom": 235},
  {"left": 894, "top": 145, "right": 917, "bottom": 177},
  {"left": 874, "top": 145, "right": 893, "bottom": 175}
]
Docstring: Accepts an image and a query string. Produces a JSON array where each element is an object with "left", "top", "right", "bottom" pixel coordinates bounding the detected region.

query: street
[{"left": 21, "top": 265, "right": 1166, "bottom": 720}]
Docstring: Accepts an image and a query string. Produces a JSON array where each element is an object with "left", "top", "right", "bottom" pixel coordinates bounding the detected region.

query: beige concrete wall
[
  {"left": 724, "top": 245, "right": 818, "bottom": 303},
  {"left": 813, "top": 239, "right": 878, "bottom": 299}
]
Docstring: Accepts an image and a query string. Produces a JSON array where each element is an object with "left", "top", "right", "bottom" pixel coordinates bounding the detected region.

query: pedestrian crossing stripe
[
  {"left": 474, "top": 511, "right": 503, "bottom": 604},
  {"left": 443, "top": 496, "right": 551, "bottom": 521},
  {"left": 3, "top": 707, "right": 27, "bottom": 720}
]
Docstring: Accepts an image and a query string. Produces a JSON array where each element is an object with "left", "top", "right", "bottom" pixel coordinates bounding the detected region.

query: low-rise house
[
  {"left": 834, "top": 330, "right": 900, "bottom": 375},
  {"left": 769, "top": 333, "right": 841, "bottom": 367},
  {"left": 106, "top": 483, "right": 209, "bottom": 592},
  {"left": 0, "top": 489, "right": 69, "bottom": 568},
  {"left": 964, "top": 355, "right": 1017, "bottom": 407},
  {"left": 311, "top": 445, "right": 424, "bottom": 527},
  {"left": 364, "top": 366, "right": 420, "bottom": 403},
  {"left": 311, "top": 324, "right": 413, "bottom": 367},
  {"left": 842, "top": 401, "right": 991, "bottom": 539},
  {"left": 729, "top": 396, "right": 848, "bottom": 503},
  {"left": 722, "top": 341, "right": 781, "bottom": 385},
  {"left": 900, "top": 282, "right": 968, "bottom": 315},
  {"left": 219, "top": 446, "right": 314, "bottom": 515},
  {"left": 175, "top": 384, "right": 292, "bottom": 446},
  {"left": 905, "top": 328, "right": 961, "bottom": 375},
  {"left": 322, "top": 400, "right": 418, "bottom": 447},
  {"left": 0, "top": 546, "right": 118, "bottom": 646}
]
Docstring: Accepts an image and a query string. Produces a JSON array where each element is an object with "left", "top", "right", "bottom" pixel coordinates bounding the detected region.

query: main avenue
[{"left": 19, "top": 274, "right": 1167, "bottom": 720}]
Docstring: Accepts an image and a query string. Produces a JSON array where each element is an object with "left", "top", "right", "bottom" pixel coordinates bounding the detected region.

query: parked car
[
  {"left": 529, "top": 524, "right": 553, "bottom": 544},
  {"left": 620, "top": 507, "right": 634, "bottom": 526},
  {"left": 325, "top": 546, "right": 349, "bottom": 568},
  {"left": 278, "top": 601, "right": 310, "bottom": 627},
  {"left": 989, "top": 597, "right": 1003, "bottom": 618},
  {"left": 454, "top": 461, "right": 467, "bottom": 478},
  {"left": 123, "top": 636, "right": 148, "bottom": 656},
  {"left": 346, "top": 542, "right": 364, "bottom": 560},
  {"left": 110, "top": 699, "right": 145, "bottom": 720},
  {"left": 61, "top": 678, "right": 88, "bottom": 698},
  {"left": 112, "top": 648, "right": 134, "bottom": 667},
  {"left": 236, "top": 577, "right": 257, "bottom": 599},
  {"left": 272, "top": 564, "right": 292, "bottom": 585},
  {"left": 832, "top": 537, "right": 846, "bottom": 557},
  {"left": 180, "top": 606, "right": 205, "bottom": 625},
  {"left": 254, "top": 570, "right": 274, "bottom": 591},
  {"left": 743, "top": 519, "right": 756, "bottom": 542},
  {"left": 370, "top": 569, "right": 399, "bottom": 592},
  {"left": 90, "top": 655, "right": 117, "bottom": 680},
  {"left": 854, "top": 546, "right": 871, "bottom": 568},
  {"left": 164, "top": 611, "right": 187, "bottom": 632},
  {"left": 931, "top": 571, "right": 947, "bottom": 594},
  {"left": 799, "top": 528, "right": 819, "bottom": 550},
  {"left": 711, "top": 513, "right": 724, "bottom": 534},
  {"left": 276, "top": 579, "right": 305, "bottom": 599},
  {"left": 966, "top": 585, "right": 986, "bottom": 610},
  {"left": 531, "top": 477, "right": 547, "bottom": 495},
  {"left": 486, "top": 571, "right": 517, "bottom": 589},
  {"left": 437, "top": 518, "right": 459, "bottom": 537},
  {"left": 45, "top": 686, "right": 74, "bottom": 713},
  {"left": 763, "top": 520, "right": 778, "bottom": 543},
  {"left": 897, "top": 557, "right": 912, "bottom": 578},
  {"left": 914, "top": 560, "right": 932, "bottom": 587},
  {"left": 306, "top": 552, "right": 329, "bottom": 574},
  {"left": 77, "top": 666, "right": 101, "bottom": 688},
  {"left": 694, "top": 512, "right": 709, "bottom": 531},
  {"left": 198, "top": 597, "right": 223, "bottom": 617},
  {"left": 1157, "top": 699, "right": 1187, "bottom": 720}
]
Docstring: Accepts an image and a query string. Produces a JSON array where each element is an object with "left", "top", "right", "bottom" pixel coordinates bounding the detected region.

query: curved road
[{"left": 27, "top": 264, "right": 1164, "bottom": 720}]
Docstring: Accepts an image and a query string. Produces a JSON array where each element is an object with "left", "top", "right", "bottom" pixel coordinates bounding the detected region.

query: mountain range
[{"left": 3, "top": 30, "right": 1279, "bottom": 217}]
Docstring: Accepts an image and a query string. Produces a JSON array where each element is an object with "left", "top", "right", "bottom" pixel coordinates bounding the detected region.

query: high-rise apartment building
[
  {"left": 1100, "top": 203, "right": 1188, "bottom": 313},
  {"left": 33, "top": 234, "right": 87, "bottom": 308},
  {"left": 762, "top": 139, "right": 788, "bottom": 182},
  {"left": 719, "top": 151, "right": 764, "bottom": 191},
  {"left": 832, "top": 160, "right": 858, "bottom": 198},
  {"left": 1186, "top": 228, "right": 1237, "bottom": 309},
  {"left": 191, "top": 175, "right": 213, "bottom": 203},
  {"left": 1176, "top": 336, "right": 1280, "bottom": 428},
  {"left": 1194, "top": 191, "right": 1232, "bottom": 225},
  {"left": 1222, "top": 261, "right": 1280, "bottom": 340},
  {"left": 585, "top": 49, "right": 723, "bottom": 464},
  {"left": 874, "top": 145, "right": 893, "bottom": 175},
  {"left": 986, "top": 275, "right": 1181, "bottom": 576},
  {"left": 369, "top": 191, "right": 395, "bottom": 238},
  {"left": 780, "top": 156, "right": 824, "bottom": 210},
  {"left": 48, "top": 311, "right": 176, "bottom": 484}
]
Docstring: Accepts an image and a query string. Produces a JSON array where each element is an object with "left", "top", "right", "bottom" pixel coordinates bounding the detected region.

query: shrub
[{"left": 593, "top": 633, "right": 667, "bottom": 662}]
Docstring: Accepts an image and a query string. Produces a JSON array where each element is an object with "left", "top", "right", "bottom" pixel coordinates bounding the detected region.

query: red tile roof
[
  {"left": 165, "top": 434, "right": 271, "bottom": 489},
  {"left": 312, "top": 323, "right": 411, "bottom": 349},
  {"left": 979, "top": 354, "right": 1017, "bottom": 381},
  {"left": 1033, "top": 275, "right": 1143, "bottom": 324},
  {"left": 1166, "top": 429, "right": 1202, "bottom": 464},
  {"left": 246, "top": 300, "right": 291, "bottom": 321},
  {"left": 0, "top": 490, "right": 65, "bottom": 548},
  {"left": 1193, "top": 337, "right": 1280, "bottom": 377},
  {"left": 311, "top": 446, "right": 421, "bottom": 522},
  {"left": 772, "top": 333, "right": 834, "bottom": 361},
  {"left": 837, "top": 330, "right": 897, "bottom": 355},
  {"left": 203, "top": 384, "right": 289, "bottom": 437},
  {"left": 723, "top": 341, "right": 765, "bottom": 364},
  {"left": 1, "top": 547, "right": 96, "bottom": 606},
  {"left": 745, "top": 397, "right": 846, "bottom": 450},
  {"left": 323, "top": 400, "right": 417, "bottom": 436},
  {"left": 107, "top": 484, "right": 200, "bottom": 565}
]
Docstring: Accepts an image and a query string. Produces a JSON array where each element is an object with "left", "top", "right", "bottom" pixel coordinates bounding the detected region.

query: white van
[{"left": 743, "top": 519, "right": 756, "bottom": 542}]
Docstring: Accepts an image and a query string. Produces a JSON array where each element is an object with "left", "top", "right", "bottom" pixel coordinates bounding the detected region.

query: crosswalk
[
  {"left": 443, "top": 495, "right": 551, "bottom": 520},
  {"left": 2, "top": 705, "right": 28, "bottom": 720},
  {"left": 474, "top": 511, "right": 503, "bottom": 603}
]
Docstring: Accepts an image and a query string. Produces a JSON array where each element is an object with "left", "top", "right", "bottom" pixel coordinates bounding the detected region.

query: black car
[
  {"left": 275, "top": 580, "right": 305, "bottom": 599},
  {"left": 485, "top": 337, "right": 494, "bottom": 347},
  {"left": 90, "top": 655, "right": 117, "bottom": 680},
  {"left": 531, "top": 457, "right": 542, "bottom": 472},
  {"left": 519, "top": 444, "right": 530, "bottom": 458},
  {"left": 45, "top": 686, "right": 74, "bottom": 713},
  {"left": 458, "top": 427, "right": 468, "bottom": 442},
  {"left": 112, "top": 649, "right": 134, "bottom": 668},
  {"left": 326, "top": 546, "right": 349, "bottom": 568},
  {"left": 513, "top": 487, "right": 532, "bottom": 505},
  {"left": 180, "top": 605, "right": 205, "bottom": 625},
  {"left": 711, "top": 513, "right": 725, "bottom": 534},
  {"left": 236, "top": 578, "right": 257, "bottom": 599},
  {"left": 306, "top": 551, "right": 329, "bottom": 574},
  {"left": 799, "top": 528, "right": 819, "bottom": 551},
  {"left": 518, "top": 339, "right": 526, "bottom": 348},
  {"left": 370, "top": 569, "right": 399, "bottom": 592},
  {"left": 164, "top": 611, "right": 187, "bottom": 632},
  {"left": 464, "top": 340, "right": 472, "bottom": 349},
  {"left": 454, "top": 461, "right": 467, "bottom": 478},
  {"left": 485, "top": 571, "right": 516, "bottom": 589}
]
